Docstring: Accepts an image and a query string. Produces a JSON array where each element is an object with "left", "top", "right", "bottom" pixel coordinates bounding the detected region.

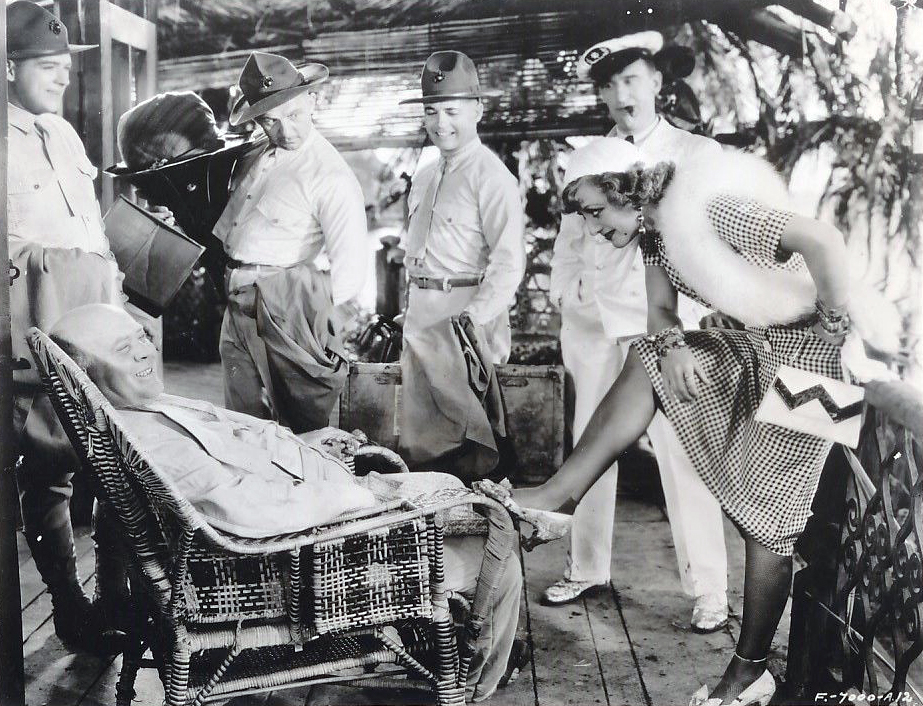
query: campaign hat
[
  {"left": 7, "top": 1, "right": 96, "bottom": 60},
  {"left": 400, "top": 51, "right": 500, "bottom": 105},
  {"left": 229, "top": 52, "right": 329, "bottom": 126}
]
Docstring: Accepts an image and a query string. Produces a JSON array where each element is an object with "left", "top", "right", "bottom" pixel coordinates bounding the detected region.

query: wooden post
[{"left": 0, "top": 8, "right": 27, "bottom": 706}]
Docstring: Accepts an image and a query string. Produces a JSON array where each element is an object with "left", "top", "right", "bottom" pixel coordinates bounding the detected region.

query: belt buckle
[{"left": 442, "top": 278, "right": 452, "bottom": 292}]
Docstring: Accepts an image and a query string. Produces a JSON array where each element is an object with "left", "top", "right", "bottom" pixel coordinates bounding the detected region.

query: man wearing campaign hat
[
  {"left": 547, "top": 31, "right": 730, "bottom": 631},
  {"left": 397, "top": 52, "right": 525, "bottom": 482},
  {"left": 396, "top": 51, "right": 525, "bottom": 700},
  {"left": 213, "top": 52, "right": 368, "bottom": 426},
  {"left": 6, "top": 0, "right": 130, "bottom": 654}
]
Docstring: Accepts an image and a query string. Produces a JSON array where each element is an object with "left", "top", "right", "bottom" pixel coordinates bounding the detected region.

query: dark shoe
[
  {"left": 52, "top": 589, "right": 128, "bottom": 656},
  {"left": 498, "top": 637, "right": 531, "bottom": 688}
]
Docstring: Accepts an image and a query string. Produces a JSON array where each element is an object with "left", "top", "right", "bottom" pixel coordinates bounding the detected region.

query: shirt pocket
[
  {"left": 255, "top": 194, "right": 311, "bottom": 235},
  {"left": 432, "top": 197, "right": 479, "bottom": 233},
  {"left": 7, "top": 168, "right": 56, "bottom": 228},
  {"left": 58, "top": 160, "right": 100, "bottom": 219}
]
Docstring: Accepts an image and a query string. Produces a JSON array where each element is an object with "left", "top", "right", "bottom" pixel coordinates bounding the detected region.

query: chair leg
[
  {"left": 435, "top": 680, "right": 466, "bottom": 706},
  {"left": 434, "top": 617, "right": 464, "bottom": 706},
  {"left": 166, "top": 648, "right": 191, "bottom": 706},
  {"left": 115, "top": 637, "right": 145, "bottom": 706}
]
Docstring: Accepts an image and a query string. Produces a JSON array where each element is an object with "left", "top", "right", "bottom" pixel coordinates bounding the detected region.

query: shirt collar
[
  {"left": 609, "top": 115, "right": 661, "bottom": 146},
  {"left": 440, "top": 136, "right": 481, "bottom": 172},
  {"left": 8, "top": 102, "right": 39, "bottom": 135}
]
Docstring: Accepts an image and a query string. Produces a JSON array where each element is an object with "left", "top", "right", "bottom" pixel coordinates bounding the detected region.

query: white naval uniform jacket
[{"left": 551, "top": 118, "right": 721, "bottom": 340}]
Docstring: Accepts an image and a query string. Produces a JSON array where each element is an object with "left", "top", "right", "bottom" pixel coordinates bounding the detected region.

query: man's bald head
[{"left": 51, "top": 304, "right": 163, "bottom": 408}]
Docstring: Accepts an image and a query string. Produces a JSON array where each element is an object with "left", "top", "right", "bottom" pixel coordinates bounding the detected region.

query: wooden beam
[
  {"left": 0, "top": 5, "right": 27, "bottom": 705},
  {"left": 721, "top": 7, "right": 809, "bottom": 58},
  {"left": 83, "top": 0, "right": 116, "bottom": 210},
  {"left": 108, "top": 2, "right": 155, "bottom": 50}
]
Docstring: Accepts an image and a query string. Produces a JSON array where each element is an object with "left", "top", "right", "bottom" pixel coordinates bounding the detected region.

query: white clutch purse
[{"left": 754, "top": 365, "right": 864, "bottom": 448}]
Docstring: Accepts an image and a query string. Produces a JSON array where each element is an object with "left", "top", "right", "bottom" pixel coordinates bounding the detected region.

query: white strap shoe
[
  {"left": 691, "top": 592, "right": 729, "bottom": 633},
  {"left": 689, "top": 669, "right": 775, "bottom": 706},
  {"left": 541, "top": 579, "right": 605, "bottom": 606}
]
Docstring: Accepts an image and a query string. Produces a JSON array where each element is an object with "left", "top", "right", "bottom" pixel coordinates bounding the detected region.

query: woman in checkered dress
[{"left": 478, "top": 142, "right": 852, "bottom": 706}]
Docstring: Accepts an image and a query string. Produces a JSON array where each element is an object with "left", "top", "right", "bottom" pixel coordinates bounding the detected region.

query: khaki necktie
[{"left": 404, "top": 158, "right": 447, "bottom": 264}]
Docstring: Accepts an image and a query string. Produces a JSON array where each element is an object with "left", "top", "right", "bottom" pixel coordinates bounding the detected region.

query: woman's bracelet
[
  {"left": 646, "top": 326, "right": 687, "bottom": 358},
  {"left": 815, "top": 299, "right": 850, "bottom": 336}
]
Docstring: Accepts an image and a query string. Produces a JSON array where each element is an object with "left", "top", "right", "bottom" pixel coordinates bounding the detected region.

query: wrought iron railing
[{"left": 788, "top": 379, "right": 923, "bottom": 705}]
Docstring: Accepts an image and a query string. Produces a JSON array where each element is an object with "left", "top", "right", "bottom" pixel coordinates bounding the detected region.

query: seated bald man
[{"left": 49, "top": 304, "right": 522, "bottom": 701}]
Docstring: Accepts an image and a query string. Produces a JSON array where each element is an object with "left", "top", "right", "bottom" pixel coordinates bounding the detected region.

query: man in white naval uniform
[{"left": 547, "top": 31, "right": 730, "bottom": 632}]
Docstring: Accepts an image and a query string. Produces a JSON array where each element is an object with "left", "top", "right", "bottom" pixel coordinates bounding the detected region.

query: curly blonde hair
[{"left": 562, "top": 161, "right": 676, "bottom": 213}]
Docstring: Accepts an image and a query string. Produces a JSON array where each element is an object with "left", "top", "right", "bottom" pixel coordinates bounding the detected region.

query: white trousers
[{"left": 561, "top": 316, "right": 728, "bottom": 597}]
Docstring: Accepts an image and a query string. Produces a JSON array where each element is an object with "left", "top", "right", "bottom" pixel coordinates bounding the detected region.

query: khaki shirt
[
  {"left": 214, "top": 128, "right": 368, "bottom": 305},
  {"left": 121, "top": 394, "right": 376, "bottom": 538},
  {"left": 7, "top": 103, "right": 109, "bottom": 254},
  {"left": 403, "top": 138, "right": 525, "bottom": 325}
]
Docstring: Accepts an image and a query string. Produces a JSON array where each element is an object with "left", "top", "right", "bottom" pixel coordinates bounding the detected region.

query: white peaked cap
[
  {"left": 576, "top": 30, "right": 664, "bottom": 80},
  {"left": 564, "top": 137, "right": 648, "bottom": 186}
]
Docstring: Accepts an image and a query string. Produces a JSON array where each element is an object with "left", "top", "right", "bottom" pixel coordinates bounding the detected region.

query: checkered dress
[{"left": 633, "top": 195, "right": 843, "bottom": 556}]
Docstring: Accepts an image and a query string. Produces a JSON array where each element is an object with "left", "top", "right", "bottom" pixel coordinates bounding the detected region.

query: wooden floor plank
[
  {"left": 521, "top": 540, "right": 613, "bottom": 706},
  {"left": 489, "top": 544, "right": 537, "bottom": 706},
  {"left": 582, "top": 584, "right": 648, "bottom": 706},
  {"left": 609, "top": 499, "right": 743, "bottom": 705},
  {"left": 21, "top": 529, "right": 97, "bottom": 641},
  {"left": 77, "top": 650, "right": 165, "bottom": 706}
]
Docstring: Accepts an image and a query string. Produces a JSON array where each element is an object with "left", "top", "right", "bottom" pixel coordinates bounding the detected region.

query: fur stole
[{"left": 654, "top": 150, "right": 817, "bottom": 327}]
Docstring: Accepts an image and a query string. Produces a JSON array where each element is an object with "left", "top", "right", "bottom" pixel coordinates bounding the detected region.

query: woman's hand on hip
[{"left": 660, "top": 346, "right": 711, "bottom": 403}]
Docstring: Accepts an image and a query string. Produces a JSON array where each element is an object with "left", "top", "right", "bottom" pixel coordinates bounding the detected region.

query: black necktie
[{"left": 625, "top": 135, "right": 634, "bottom": 144}]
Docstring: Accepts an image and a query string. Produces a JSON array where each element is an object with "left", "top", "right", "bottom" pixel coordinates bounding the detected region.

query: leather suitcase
[{"left": 337, "top": 362, "right": 564, "bottom": 484}]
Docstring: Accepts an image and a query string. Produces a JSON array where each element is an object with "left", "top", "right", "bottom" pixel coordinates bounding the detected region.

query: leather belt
[
  {"left": 226, "top": 258, "right": 289, "bottom": 270},
  {"left": 409, "top": 274, "right": 484, "bottom": 292}
]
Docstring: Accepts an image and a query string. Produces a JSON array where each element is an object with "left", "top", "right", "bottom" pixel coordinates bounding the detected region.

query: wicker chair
[{"left": 27, "top": 328, "right": 517, "bottom": 706}]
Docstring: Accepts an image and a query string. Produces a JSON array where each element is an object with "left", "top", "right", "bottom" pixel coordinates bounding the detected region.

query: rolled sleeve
[
  {"left": 465, "top": 173, "right": 526, "bottom": 325},
  {"left": 315, "top": 171, "right": 369, "bottom": 305}
]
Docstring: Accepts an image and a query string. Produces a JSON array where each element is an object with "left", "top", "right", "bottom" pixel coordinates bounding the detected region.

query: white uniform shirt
[
  {"left": 551, "top": 117, "right": 721, "bottom": 338},
  {"left": 403, "top": 138, "right": 525, "bottom": 325},
  {"left": 214, "top": 128, "right": 367, "bottom": 305}
]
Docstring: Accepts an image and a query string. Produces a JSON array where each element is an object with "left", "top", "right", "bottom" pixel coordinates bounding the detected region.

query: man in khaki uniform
[
  {"left": 215, "top": 52, "right": 368, "bottom": 428},
  {"left": 6, "top": 0, "right": 125, "bottom": 653},
  {"left": 398, "top": 51, "right": 526, "bottom": 481}
]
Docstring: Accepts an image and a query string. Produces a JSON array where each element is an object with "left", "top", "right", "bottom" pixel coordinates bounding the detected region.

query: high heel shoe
[
  {"left": 472, "top": 479, "right": 571, "bottom": 550},
  {"left": 689, "top": 669, "right": 775, "bottom": 706}
]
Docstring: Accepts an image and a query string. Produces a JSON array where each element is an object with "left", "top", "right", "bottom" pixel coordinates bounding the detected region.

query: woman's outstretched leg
[
  {"left": 706, "top": 534, "right": 791, "bottom": 703},
  {"left": 513, "top": 347, "right": 657, "bottom": 511}
]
